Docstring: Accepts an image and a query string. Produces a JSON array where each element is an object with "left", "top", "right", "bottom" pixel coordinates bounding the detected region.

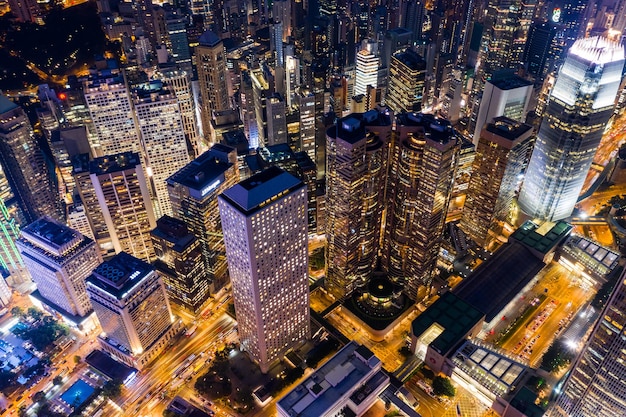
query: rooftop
[
  {"left": 396, "top": 112, "right": 457, "bottom": 144},
  {"left": 21, "top": 217, "right": 82, "bottom": 251},
  {"left": 485, "top": 117, "right": 533, "bottom": 141},
  {"left": 0, "top": 95, "right": 18, "bottom": 114},
  {"left": 85, "top": 350, "right": 137, "bottom": 383},
  {"left": 510, "top": 220, "right": 572, "bottom": 255},
  {"left": 327, "top": 110, "right": 392, "bottom": 145},
  {"left": 167, "top": 146, "right": 234, "bottom": 199},
  {"left": 489, "top": 72, "right": 533, "bottom": 90},
  {"left": 88, "top": 252, "right": 154, "bottom": 297},
  {"left": 392, "top": 49, "right": 426, "bottom": 71},
  {"left": 277, "top": 342, "right": 387, "bottom": 417},
  {"left": 569, "top": 36, "right": 625, "bottom": 65},
  {"left": 453, "top": 242, "right": 545, "bottom": 322},
  {"left": 198, "top": 30, "right": 221, "bottom": 47},
  {"left": 89, "top": 152, "right": 141, "bottom": 175},
  {"left": 220, "top": 166, "right": 304, "bottom": 215},
  {"left": 411, "top": 292, "right": 484, "bottom": 355}
]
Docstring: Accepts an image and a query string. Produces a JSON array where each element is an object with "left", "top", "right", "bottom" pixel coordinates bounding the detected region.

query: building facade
[
  {"left": 383, "top": 112, "right": 460, "bottom": 301},
  {"left": 151, "top": 215, "right": 209, "bottom": 313},
  {"left": 167, "top": 144, "right": 239, "bottom": 292},
  {"left": 196, "top": 31, "right": 229, "bottom": 137},
  {"left": 551, "top": 268, "right": 626, "bottom": 417},
  {"left": 518, "top": 37, "right": 625, "bottom": 221},
  {"left": 461, "top": 117, "right": 533, "bottom": 248},
  {"left": 385, "top": 49, "right": 427, "bottom": 114},
  {"left": 86, "top": 252, "right": 176, "bottom": 369},
  {"left": 325, "top": 110, "right": 391, "bottom": 299},
  {"left": 219, "top": 167, "right": 310, "bottom": 373},
  {"left": 89, "top": 153, "right": 157, "bottom": 262},
  {"left": 17, "top": 217, "right": 100, "bottom": 320}
]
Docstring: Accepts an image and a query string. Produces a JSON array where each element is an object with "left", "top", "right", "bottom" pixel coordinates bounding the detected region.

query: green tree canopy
[{"left": 432, "top": 376, "right": 456, "bottom": 397}]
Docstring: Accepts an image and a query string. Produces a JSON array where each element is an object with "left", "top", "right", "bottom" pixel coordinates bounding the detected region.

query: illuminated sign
[
  {"left": 552, "top": 8, "right": 560, "bottom": 23},
  {"left": 201, "top": 179, "right": 221, "bottom": 196}
]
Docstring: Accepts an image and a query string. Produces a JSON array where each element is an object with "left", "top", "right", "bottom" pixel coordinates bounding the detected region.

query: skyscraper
[
  {"left": 355, "top": 46, "right": 380, "bottom": 97},
  {"left": 386, "top": 49, "right": 427, "bottom": 114},
  {"left": 17, "top": 217, "right": 101, "bottom": 322},
  {"left": 518, "top": 37, "right": 625, "bottom": 221},
  {"left": 151, "top": 215, "right": 209, "bottom": 313},
  {"left": 471, "top": 73, "right": 533, "bottom": 145},
  {"left": 167, "top": 144, "right": 239, "bottom": 292},
  {"left": 196, "top": 31, "right": 229, "bottom": 137},
  {"left": 86, "top": 252, "right": 176, "bottom": 369},
  {"left": 325, "top": 110, "right": 391, "bottom": 299},
  {"left": 551, "top": 268, "right": 626, "bottom": 417},
  {"left": 460, "top": 117, "right": 533, "bottom": 248},
  {"left": 219, "top": 166, "right": 310, "bottom": 373},
  {"left": 89, "top": 152, "right": 157, "bottom": 261},
  {"left": 382, "top": 112, "right": 459, "bottom": 301},
  {"left": 0, "top": 96, "right": 62, "bottom": 224},
  {"left": 83, "top": 72, "right": 141, "bottom": 157},
  {"left": 133, "top": 82, "right": 191, "bottom": 218}
]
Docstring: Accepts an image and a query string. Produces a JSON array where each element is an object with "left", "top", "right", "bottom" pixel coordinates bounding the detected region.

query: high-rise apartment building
[
  {"left": 151, "top": 215, "right": 209, "bottom": 313},
  {"left": 196, "top": 31, "right": 229, "bottom": 137},
  {"left": 386, "top": 49, "right": 427, "bottom": 114},
  {"left": 156, "top": 66, "right": 202, "bottom": 157},
  {"left": 89, "top": 152, "right": 157, "bottom": 261},
  {"left": 218, "top": 166, "right": 310, "bottom": 373},
  {"left": 167, "top": 144, "right": 239, "bottom": 292},
  {"left": 17, "top": 217, "right": 101, "bottom": 322},
  {"left": 472, "top": 73, "right": 533, "bottom": 145},
  {"left": 325, "top": 110, "right": 391, "bottom": 299},
  {"left": 83, "top": 72, "right": 141, "bottom": 157},
  {"left": 86, "top": 252, "right": 176, "bottom": 369},
  {"left": 550, "top": 268, "right": 626, "bottom": 417},
  {"left": 133, "top": 82, "right": 191, "bottom": 218},
  {"left": 382, "top": 112, "right": 459, "bottom": 301},
  {"left": 519, "top": 37, "right": 625, "bottom": 221},
  {"left": 460, "top": 117, "right": 532, "bottom": 248}
]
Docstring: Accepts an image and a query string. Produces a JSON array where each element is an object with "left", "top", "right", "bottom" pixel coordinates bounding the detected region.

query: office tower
[
  {"left": 72, "top": 154, "right": 113, "bottom": 257},
  {"left": 472, "top": 73, "right": 533, "bottom": 145},
  {"left": 383, "top": 113, "right": 459, "bottom": 301},
  {"left": 325, "top": 110, "right": 391, "bottom": 299},
  {"left": 86, "top": 252, "right": 176, "bottom": 369},
  {"left": 297, "top": 89, "right": 316, "bottom": 163},
  {"left": 67, "top": 199, "right": 95, "bottom": 241},
  {"left": 386, "top": 49, "right": 427, "bottom": 114},
  {"left": 266, "top": 94, "right": 288, "bottom": 146},
  {"left": 519, "top": 37, "right": 625, "bottom": 221},
  {"left": 0, "top": 95, "right": 62, "bottom": 224},
  {"left": 219, "top": 166, "right": 310, "bottom": 373},
  {"left": 355, "top": 45, "right": 379, "bottom": 97},
  {"left": 156, "top": 66, "right": 201, "bottom": 157},
  {"left": 49, "top": 127, "right": 92, "bottom": 203},
  {"left": 523, "top": 21, "right": 559, "bottom": 84},
  {"left": 151, "top": 216, "right": 209, "bottom": 313},
  {"left": 382, "top": 27, "right": 413, "bottom": 68},
  {"left": 551, "top": 269, "right": 626, "bottom": 417},
  {"left": 285, "top": 46, "right": 301, "bottom": 109},
  {"left": 83, "top": 72, "right": 141, "bottom": 157},
  {"left": 196, "top": 31, "right": 229, "bottom": 137},
  {"left": 460, "top": 117, "right": 532, "bottom": 248},
  {"left": 0, "top": 198, "right": 23, "bottom": 280},
  {"left": 272, "top": 0, "right": 291, "bottom": 42},
  {"left": 167, "top": 145, "right": 239, "bottom": 292},
  {"left": 17, "top": 217, "right": 100, "bottom": 320},
  {"left": 403, "top": 0, "right": 425, "bottom": 44},
  {"left": 133, "top": 82, "right": 190, "bottom": 218},
  {"left": 250, "top": 68, "right": 271, "bottom": 147},
  {"left": 90, "top": 152, "right": 157, "bottom": 261},
  {"left": 163, "top": 11, "right": 193, "bottom": 74}
]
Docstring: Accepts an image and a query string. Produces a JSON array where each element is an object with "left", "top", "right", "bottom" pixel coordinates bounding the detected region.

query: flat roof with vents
[
  {"left": 277, "top": 342, "right": 388, "bottom": 417},
  {"left": 87, "top": 252, "right": 153, "bottom": 298}
]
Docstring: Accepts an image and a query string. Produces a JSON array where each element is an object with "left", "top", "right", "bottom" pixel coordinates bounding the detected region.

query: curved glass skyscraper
[{"left": 518, "top": 37, "right": 625, "bottom": 221}]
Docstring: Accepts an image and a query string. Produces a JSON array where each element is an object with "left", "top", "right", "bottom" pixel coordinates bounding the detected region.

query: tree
[
  {"left": 27, "top": 307, "right": 44, "bottom": 321},
  {"left": 102, "top": 379, "right": 123, "bottom": 399},
  {"left": 432, "top": 376, "right": 455, "bottom": 397},
  {"left": 11, "top": 306, "right": 24, "bottom": 317},
  {"left": 73, "top": 355, "right": 81, "bottom": 364},
  {"left": 33, "top": 391, "right": 46, "bottom": 403},
  {"left": 540, "top": 340, "right": 575, "bottom": 373},
  {"left": 53, "top": 376, "right": 63, "bottom": 386}
]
